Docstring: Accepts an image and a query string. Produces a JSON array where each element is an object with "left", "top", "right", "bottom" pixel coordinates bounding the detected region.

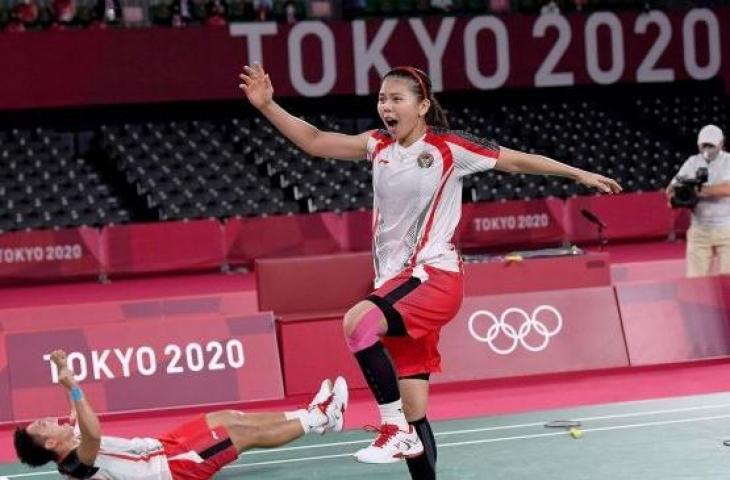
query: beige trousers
[{"left": 686, "top": 224, "right": 730, "bottom": 277}]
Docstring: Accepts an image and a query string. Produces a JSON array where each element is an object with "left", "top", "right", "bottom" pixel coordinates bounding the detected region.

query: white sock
[
  {"left": 284, "top": 409, "right": 307, "bottom": 421},
  {"left": 285, "top": 409, "right": 311, "bottom": 434},
  {"left": 286, "top": 408, "right": 328, "bottom": 434},
  {"left": 296, "top": 415, "right": 311, "bottom": 434},
  {"left": 378, "top": 399, "right": 409, "bottom": 430}
]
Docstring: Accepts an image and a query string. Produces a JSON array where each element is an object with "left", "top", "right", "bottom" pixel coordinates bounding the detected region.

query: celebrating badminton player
[
  {"left": 239, "top": 63, "right": 621, "bottom": 478},
  {"left": 14, "top": 350, "right": 348, "bottom": 479}
]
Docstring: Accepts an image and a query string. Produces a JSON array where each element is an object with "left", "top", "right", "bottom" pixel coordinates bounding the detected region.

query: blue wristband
[{"left": 70, "top": 386, "right": 83, "bottom": 402}]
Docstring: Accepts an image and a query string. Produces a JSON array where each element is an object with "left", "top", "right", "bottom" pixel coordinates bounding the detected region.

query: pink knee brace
[{"left": 345, "top": 308, "right": 387, "bottom": 352}]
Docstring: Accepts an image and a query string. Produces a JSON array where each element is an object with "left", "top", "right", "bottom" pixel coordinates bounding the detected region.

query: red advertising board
[
  {"left": 101, "top": 220, "right": 226, "bottom": 276},
  {"left": 342, "top": 210, "right": 373, "bottom": 252},
  {"left": 457, "top": 198, "right": 567, "bottom": 250},
  {"left": 616, "top": 276, "right": 730, "bottom": 365},
  {"left": 464, "top": 252, "right": 611, "bottom": 296},
  {"left": 278, "top": 317, "right": 367, "bottom": 395},
  {"left": 1, "top": 8, "right": 727, "bottom": 109},
  {"left": 256, "top": 251, "right": 372, "bottom": 315},
  {"left": 0, "top": 227, "right": 102, "bottom": 283},
  {"left": 566, "top": 191, "right": 673, "bottom": 244},
  {"left": 225, "top": 213, "right": 348, "bottom": 265},
  {"left": 434, "top": 287, "right": 629, "bottom": 383},
  {"left": 610, "top": 258, "right": 685, "bottom": 283},
  {"left": 0, "top": 333, "right": 12, "bottom": 422},
  {"left": 0, "top": 292, "right": 256, "bottom": 332},
  {"left": 4, "top": 312, "right": 283, "bottom": 421}
]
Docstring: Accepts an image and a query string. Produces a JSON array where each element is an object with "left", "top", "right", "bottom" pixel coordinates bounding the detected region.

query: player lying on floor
[{"left": 14, "top": 350, "right": 348, "bottom": 480}]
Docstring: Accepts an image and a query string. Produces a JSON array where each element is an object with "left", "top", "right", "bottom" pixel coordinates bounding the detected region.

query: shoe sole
[
  {"left": 354, "top": 447, "right": 424, "bottom": 464},
  {"left": 333, "top": 415, "right": 344, "bottom": 433},
  {"left": 394, "top": 451, "right": 424, "bottom": 459},
  {"left": 309, "top": 379, "right": 333, "bottom": 408},
  {"left": 334, "top": 376, "right": 349, "bottom": 411},
  {"left": 330, "top": 376, "right": 348, "bottom": 433},
  {"left": 354, "top": 456, "right": 402, "bottom": 464}
]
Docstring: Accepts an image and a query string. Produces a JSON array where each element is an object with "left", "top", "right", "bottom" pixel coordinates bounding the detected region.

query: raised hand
[
  {"left": 238, "top": 63, "right": 274, "bottom": 110},
  {"left": 577, "top": 172, "right": 623, "bottom": 194},
  {"left": 50, "top": 349, "right": 67, "bottom": 370},
  {"left": 50, "top": 349, "right": 77, "bottom": 390}
]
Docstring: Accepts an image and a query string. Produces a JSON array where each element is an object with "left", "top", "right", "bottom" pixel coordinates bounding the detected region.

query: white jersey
[
  {"left": 59, "top": 436, "right": 173, "bottom": 480},
  {"left": 367, "top": 128, "right": 500, "bottom": 287}
]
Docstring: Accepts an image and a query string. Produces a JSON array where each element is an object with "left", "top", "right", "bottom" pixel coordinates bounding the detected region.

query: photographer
[{"left": 667, "top": 125, "right": 730, "bottom": 277}]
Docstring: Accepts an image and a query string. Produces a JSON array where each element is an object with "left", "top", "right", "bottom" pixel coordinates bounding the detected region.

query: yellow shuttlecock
[{"left": 504, "top": 253, "right": 523, "bottom": 262}]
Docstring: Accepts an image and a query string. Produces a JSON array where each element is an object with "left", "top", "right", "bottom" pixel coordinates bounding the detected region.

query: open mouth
[{"left": 384, "top": 118, "right": 398, "bottom": 129}]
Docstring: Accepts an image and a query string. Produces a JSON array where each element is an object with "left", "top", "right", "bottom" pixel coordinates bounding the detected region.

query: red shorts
[
  {"left": 371, "top": 265, "right": 463, "bottom": 377},
  {"left": 159, "top": 415, "right": 238, "bottom": 480}
]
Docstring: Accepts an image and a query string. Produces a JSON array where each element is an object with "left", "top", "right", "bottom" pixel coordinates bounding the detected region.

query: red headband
[{"left": 393, "top": 66, "right": 429, "bottom": 99}]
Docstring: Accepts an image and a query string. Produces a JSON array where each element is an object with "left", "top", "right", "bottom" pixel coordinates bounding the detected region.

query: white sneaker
[
  {"left": 334, "top": 377, "right": 349, "bottom": 408},
  {"left": 310, "top": 376, "right": 348, "bottom": 434},
  {"left": 308, "top": 379, "right": 333, "bottom": 408},
  {"left": 331, "top": 376, "right": 348, "bottom": 431},
  {"left": 354, "top": 424, "right": 423, "bottom": 464}
]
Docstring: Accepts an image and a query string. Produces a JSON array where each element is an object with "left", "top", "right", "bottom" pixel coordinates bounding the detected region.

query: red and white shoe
[
  {"left": 354, "top": 424, "right": 423, "bottom": 463},
  {"left": 310, "top": 376, "right": 348, "bottom": 434},
  {"left": 308, "top": 379, "right": 333, "bottom": 409},
  {"left": 330, "top": 376, "right": 348, "bottom": 431}
]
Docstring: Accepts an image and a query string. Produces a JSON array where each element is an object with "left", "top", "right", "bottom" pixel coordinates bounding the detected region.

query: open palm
[
  {"left": 578, "top": 172, "right": 622, "bottom": 194},
  {"left": 238, "top": 63, "right": 273, "bottom": 109}
]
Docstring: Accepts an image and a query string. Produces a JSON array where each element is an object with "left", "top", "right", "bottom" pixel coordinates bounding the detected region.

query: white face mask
[{"left": 701, "top": 145, "right": 719, "bottom": 161}]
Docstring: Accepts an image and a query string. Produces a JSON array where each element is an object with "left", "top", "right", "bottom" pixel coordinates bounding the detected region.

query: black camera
[{"left": 670, "top": 167, "right": 709, "bottom": 209}]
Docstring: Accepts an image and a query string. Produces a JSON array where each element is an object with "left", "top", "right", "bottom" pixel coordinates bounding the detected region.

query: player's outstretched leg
[{"left": 207, "top": 377, "right": 348, "bottom": 453}]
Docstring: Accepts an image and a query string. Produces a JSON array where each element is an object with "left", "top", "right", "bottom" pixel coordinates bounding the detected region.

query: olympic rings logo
[{"left": 467, "top": 305, "right": 563, "bottom": 355}]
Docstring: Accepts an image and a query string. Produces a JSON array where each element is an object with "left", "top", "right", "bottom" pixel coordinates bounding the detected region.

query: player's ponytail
[
  {"left": 426, "top": 93, "right": 449, "bottom": 130},
  {"left": 384, "top": 67, "right": 450, "bottom": 129}
]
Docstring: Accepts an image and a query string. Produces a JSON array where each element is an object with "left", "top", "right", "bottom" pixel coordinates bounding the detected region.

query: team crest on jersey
[{"left": 417, "top": 152, "right": 434, "bottom": 168}]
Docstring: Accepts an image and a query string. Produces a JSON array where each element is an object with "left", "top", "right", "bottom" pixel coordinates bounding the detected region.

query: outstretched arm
[
  {"left": 50, "top": 350, "right": 101, "bottom": 465},
  {"left": 238, "top": 63, "right": 369, "bottom": 161},
  {"left": 496, "top": 147, "right": 622, "bottom": 194}
]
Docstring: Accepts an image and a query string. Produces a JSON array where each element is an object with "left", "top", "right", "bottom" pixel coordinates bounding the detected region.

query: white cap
[{"left": 698, "top": 124, "right": 724, "bottom": 147}]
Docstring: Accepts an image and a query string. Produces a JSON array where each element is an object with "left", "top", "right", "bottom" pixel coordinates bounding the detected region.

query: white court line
[
  {"left": 223, "top": 413, "right": 730, "bottom": 470},
  {"left": 438, "top": 413, "right": 730, "bottom": 448},
  {"left": 226, "top": 452, "right": 354, "bottom": 469},
  {"left": 0, "top": 473, "right": 55, "bottom": 478},
  {"left": 437, "top": 401, "right": 730, "bottom": 438},
  {"left": 6, "top": 407, "right": 730, "bottom": 478},
  {"left": 239, "top": 400, "right": 730, "bottom": 455}
]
